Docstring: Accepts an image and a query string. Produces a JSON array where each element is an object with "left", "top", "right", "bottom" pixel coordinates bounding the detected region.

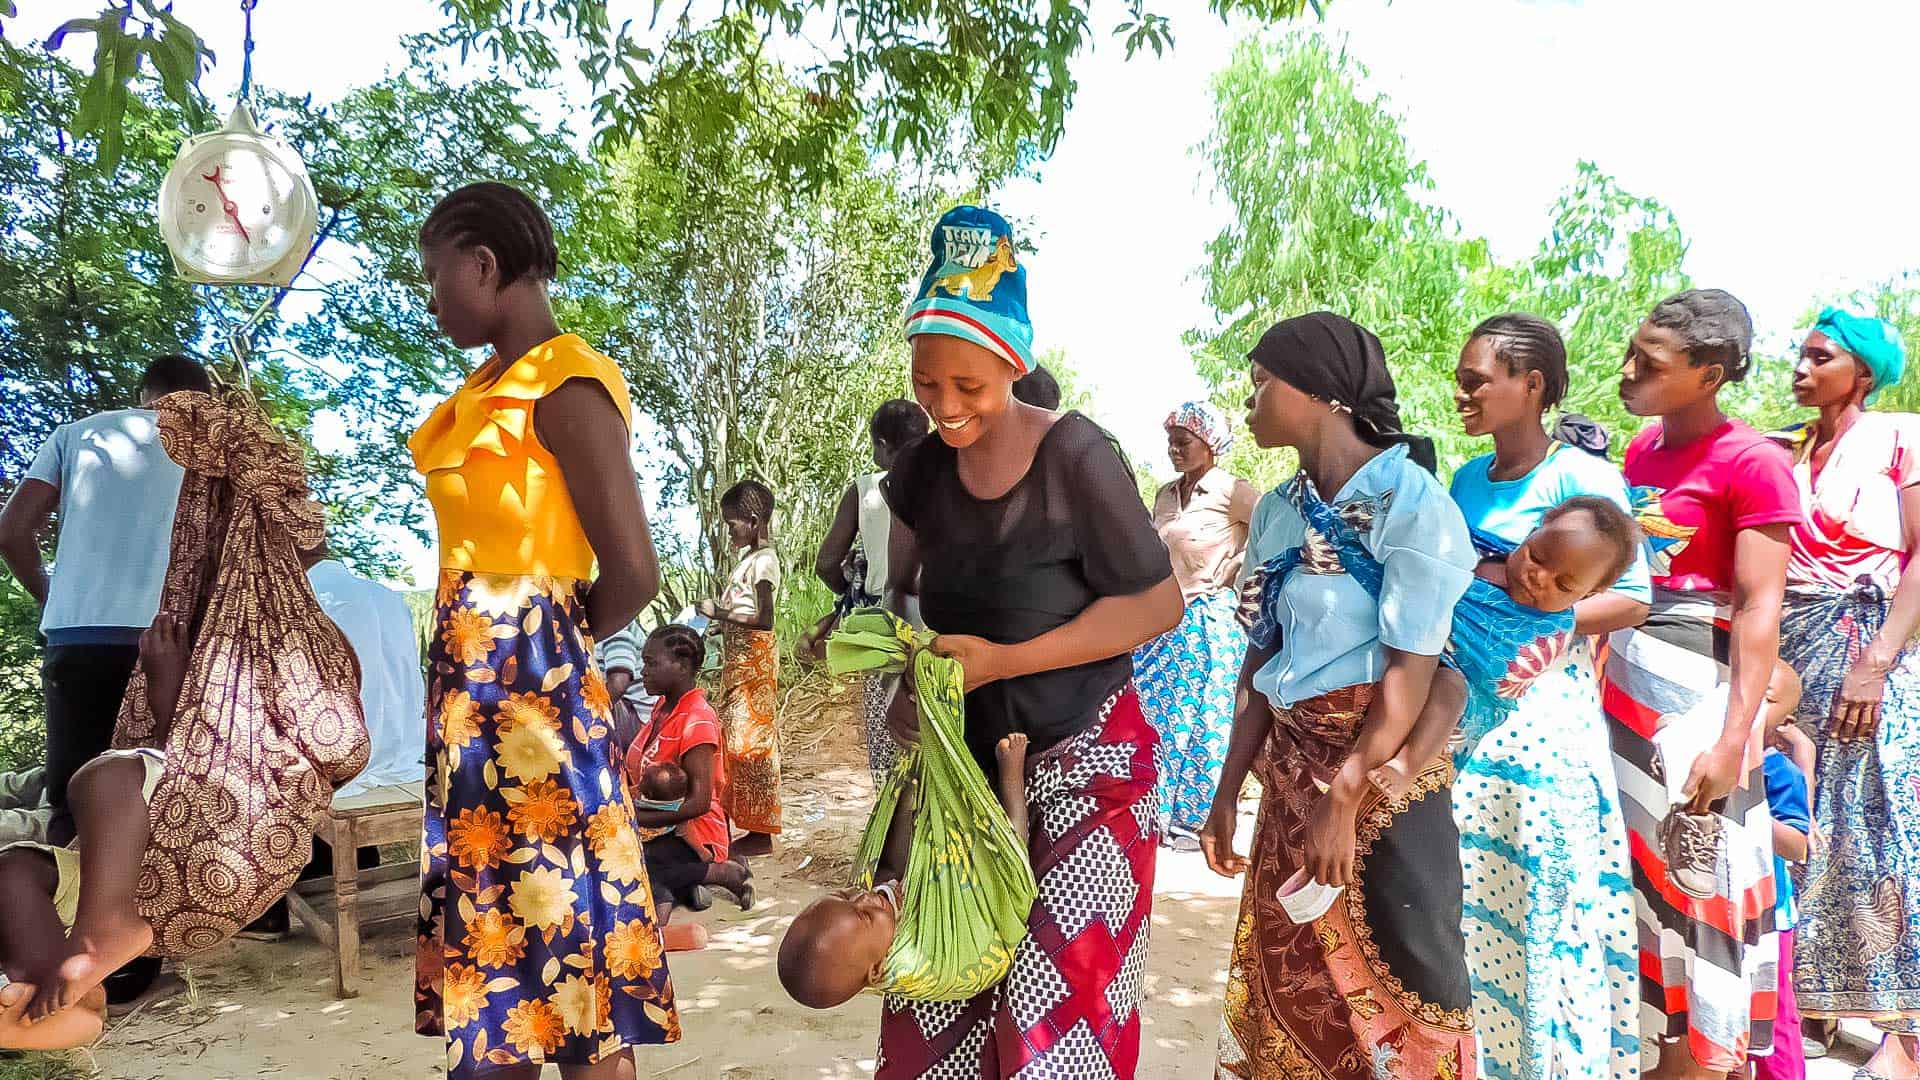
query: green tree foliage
[
  {"left": 0, "top": 41, "right": 204, "bottom": 475},
  {"left": 579, "top": 62, "right": 942, "bottom": 611},
  {"left": 34, "top": 0, "right": 212, "bottom": 169},
  {"left": 1193, "top": 34, "right": 1698, "bottom": 485},
  {"left": 27, "top": 0, "right": 1326, "bottom": 190},
  {"left": 0, "top": 45, "right": 587, "bottom": 759},
  {"left": 0, "top": 41, "right": 592, "bottom": 577}
]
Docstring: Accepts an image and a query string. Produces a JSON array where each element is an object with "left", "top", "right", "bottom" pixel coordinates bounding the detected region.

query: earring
[{"left": 1326, "top": 399, "right": 1353, "bottom": 417}]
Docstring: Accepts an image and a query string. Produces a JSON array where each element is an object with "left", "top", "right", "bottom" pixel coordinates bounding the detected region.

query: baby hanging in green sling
[{"left": 777, "top": 611, "right": 1038, "bottom": 1006}]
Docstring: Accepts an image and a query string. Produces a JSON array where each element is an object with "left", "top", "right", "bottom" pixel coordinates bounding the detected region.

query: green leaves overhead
[
  {"left": 43, "top": 0, "right": 1326, "bottom": 187},
  {"left": 45, "top": 0, "right": 212, "bottom": 169},
  {"left": 1193, "top": 34, "right": 1695, "bottom": 484}
]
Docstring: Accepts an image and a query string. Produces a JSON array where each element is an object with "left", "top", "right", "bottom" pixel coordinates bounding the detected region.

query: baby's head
[
  {"left": 1764, "top": 658, "right": 1804, "bottom": 742},
  {"left": 1506, "top": 496, "right": 1643, "bottom": 614},
  {"left": 639, "top": 763, "right": 688, "bottom": 803},
  {"left": 777, "top": 883, "right": 901, "bottom": 1009}
]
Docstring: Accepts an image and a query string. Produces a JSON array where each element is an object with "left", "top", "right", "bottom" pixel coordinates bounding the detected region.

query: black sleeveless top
[{"left": 884, "top": 412, "right": 1172, "bottom": 775}]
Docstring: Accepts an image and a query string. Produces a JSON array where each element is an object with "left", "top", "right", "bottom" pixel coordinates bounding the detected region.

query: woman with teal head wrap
[
  {"left": 1808, "top": 306, "right": 1907, "bottom": 404},
  {"left": 1772, "top": 306, "right": 1920, "bottom": 1069}
]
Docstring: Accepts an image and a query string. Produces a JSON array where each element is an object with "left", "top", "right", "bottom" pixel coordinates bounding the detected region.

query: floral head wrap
[{"left": 1165, "top": 400, "right": 1234, "bottom": 455}]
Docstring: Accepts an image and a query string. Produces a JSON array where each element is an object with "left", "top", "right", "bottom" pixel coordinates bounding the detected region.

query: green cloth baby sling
[{"left": 827, "top": 610, "right": 1038, "bottom": 1001}]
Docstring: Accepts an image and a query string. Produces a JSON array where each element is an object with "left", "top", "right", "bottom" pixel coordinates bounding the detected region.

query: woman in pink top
[
  {"left": 626, "top": 625, "right": 753, "bottom": 924},
  {"left": 1603, "top": 289, "right": 1799, "bottom": 1079}
]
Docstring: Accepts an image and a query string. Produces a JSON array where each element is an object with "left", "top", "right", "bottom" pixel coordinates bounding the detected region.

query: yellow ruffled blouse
[{"left": 408, "top": 333, "right": 633, "bottom": 581}]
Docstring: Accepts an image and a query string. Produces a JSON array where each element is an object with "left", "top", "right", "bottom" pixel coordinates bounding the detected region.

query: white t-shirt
[
  {"left": 25, "top": 409, "right": 184, "bottom": 633},
  {"left": 719, "top": 546, "right": 781, "bottom": 622},
  {"left": 306, "top": 560, "right": 426, "bottom": 798},
  {"left": 855, "top": 471, "right": 891, "bottom": 597}
]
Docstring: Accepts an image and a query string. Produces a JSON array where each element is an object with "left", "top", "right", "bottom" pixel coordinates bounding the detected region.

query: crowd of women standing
[
  {"left": 394, "top": 178, "right": 1917, "bottom": 1080},
  {"left": 1174, "top": 290, "right": 1919, "bottom": 1080}
]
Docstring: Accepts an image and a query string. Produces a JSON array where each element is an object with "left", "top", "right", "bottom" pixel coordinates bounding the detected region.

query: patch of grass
[{"left": 0, "top": 1049, "right": 96, "bottom": 1080}]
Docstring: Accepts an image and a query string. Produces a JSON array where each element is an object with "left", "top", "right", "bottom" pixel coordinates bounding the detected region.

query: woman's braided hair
[
  {"left": 419, "top": 181, "right": 558, "bottom": 286},
  {"left": 720, "top": 479, "right": 776, "bottom": 534},
  {"left": 648, "top": 624, "right": 704, "bottom": 672}
]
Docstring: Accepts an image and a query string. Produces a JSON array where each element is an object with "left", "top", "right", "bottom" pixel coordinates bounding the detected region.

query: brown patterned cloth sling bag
[{"left": 112, "top": 390, "right": 370, "bottom": 958}]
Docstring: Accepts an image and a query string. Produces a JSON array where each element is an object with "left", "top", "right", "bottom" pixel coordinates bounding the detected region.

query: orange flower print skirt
[
  {"left": 718, "top": 624, "right": 781, "bottom": 834},
  {"left": 417, "top": 571, "right": 679, "bottom": 1077}
]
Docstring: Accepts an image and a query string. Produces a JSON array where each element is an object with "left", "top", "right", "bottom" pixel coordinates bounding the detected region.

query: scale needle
[{"left": 201, "top": 165, "right": 253, "bottom": 244}]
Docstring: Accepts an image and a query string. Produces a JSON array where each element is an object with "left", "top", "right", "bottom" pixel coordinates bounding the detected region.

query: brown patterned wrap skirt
[
  {"left": 718, "top": 624, "right": 781, "bottom": 834},
  {"left": 1216, "top": 685, "right": 1476, "bottom": 1079}
]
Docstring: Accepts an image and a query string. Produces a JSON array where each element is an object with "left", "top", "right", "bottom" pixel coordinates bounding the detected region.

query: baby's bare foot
[
  {"left": 996, "top": 732, "right": 1029, "bottom": 771},
  {"left": 31, "top": 914, "right": 151, "bottom": 1021},
  {"left": 1367, "top": 757, "right": 1416, "bottom": 803}
]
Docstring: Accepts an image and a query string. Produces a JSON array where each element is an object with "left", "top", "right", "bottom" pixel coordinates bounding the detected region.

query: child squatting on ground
[
  {"left": 1379, "top": 495, "right": 1644, "bottom": 798},
  {"left": 775, "top": 731, "right": 1031, "bottom": 1009},
  {"left": 0, "top": 614, "right": 190, "bottom": 1048}
]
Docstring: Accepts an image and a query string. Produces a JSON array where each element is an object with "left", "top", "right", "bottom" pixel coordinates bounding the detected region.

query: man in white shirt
[
  {"left": 244, "top": 539, "right": 426, "bottom": 938},
  {"left": 303, "top": 543, "right": 424, "bottom": 798},
  {"left": 0, "top": 356, "right": 211, "bottom": 840}
]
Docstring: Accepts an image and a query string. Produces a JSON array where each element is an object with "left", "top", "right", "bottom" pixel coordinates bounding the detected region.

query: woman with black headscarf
[{"left": 1202, "top": 313, "right": 1481, "bottom": 1077}]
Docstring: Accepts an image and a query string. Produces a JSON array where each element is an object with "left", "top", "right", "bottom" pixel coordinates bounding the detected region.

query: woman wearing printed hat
[
  {"left": 1202, "top": 312, "right": 1480, "bottom": 1079},
  {"left": 877, "top": 206, "right": 1181, "bottom": 1077},
  {"left": 1132, "top": 401, "right": 1257, "bottom": 850},
  {"left": 1770, "top": 308, "right": 1920, "bottom": 1079}
]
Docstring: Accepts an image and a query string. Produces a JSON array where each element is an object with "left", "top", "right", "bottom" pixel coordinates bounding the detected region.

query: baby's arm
[
  {"left": 1772, "top": 819, "right": 1810, "bottom": 863},
  {"left": 1376, "top": 667, "right": 1466, "bottom": 801},
  {"left": 142, "top": 613, "right": 190, "bottom": 729},
  {"left": 994, "top": 734, "right": 1030, "bottom": 856},
  {"left": 1780, "top": 723, "right": 1818, "bottom": 784},
  {"left": 875, "top": 779, "right": 917, "bottom": 884}
]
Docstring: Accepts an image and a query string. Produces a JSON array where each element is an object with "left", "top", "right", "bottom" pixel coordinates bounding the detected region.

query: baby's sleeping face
[
  {"left": 777, "top": 883, "right": 901, "bottom": 1009},
  {"left": 1503, "top": 515, "right": 1623, "bottom": 614}
]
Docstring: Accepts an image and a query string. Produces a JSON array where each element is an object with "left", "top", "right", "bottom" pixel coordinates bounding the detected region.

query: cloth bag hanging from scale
[{"left": 827, "top": 611, "right": 1037, "bottom": 1001}]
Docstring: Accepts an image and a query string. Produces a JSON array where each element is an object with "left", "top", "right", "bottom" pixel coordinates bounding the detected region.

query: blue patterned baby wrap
[{"left": 1245, "top": 478, "right": 1575, "bottom": 760}]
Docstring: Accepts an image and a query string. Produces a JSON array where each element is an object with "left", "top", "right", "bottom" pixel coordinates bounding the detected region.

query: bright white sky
[{"left": 21, "top": 0, "right": 1920, "bottom": 584}]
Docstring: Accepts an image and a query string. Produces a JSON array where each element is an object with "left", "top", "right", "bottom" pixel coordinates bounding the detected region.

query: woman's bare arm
[
  {"left": 1686, "top": 524, "right": 1790, "bottom": 809},
  {"left": 534, "top": 381, "right": 660, "bottom": 639},
  {"left": 1200, "top": 640, "right": 1277, "bottom": 877},
  {"left": 933, "top": 577, "right": 1182, "bottom": 692},
  {"left": 815, "top": 484, "right": 860, "bottom": 594},
  {"left": 1573, "top": 593, "right": 1648, "bottom": 637}
]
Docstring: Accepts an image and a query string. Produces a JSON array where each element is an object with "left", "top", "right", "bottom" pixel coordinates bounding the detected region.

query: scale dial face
[{"left": 160, "top": 135, "right": 313, "bottom": 281}]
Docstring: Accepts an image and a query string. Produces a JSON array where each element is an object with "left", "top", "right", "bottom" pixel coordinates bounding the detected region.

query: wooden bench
[{"left": 286, "top": 781, "right": 423, "bottom": 998}]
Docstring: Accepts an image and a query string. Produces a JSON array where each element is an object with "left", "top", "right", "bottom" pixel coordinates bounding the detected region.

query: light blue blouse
[
  {"left": 1242, "top": 444, "right": 1477, "bottom": 709},
  {"left": 1448, "top": 443, "right": 1652, "bottom": 603}
]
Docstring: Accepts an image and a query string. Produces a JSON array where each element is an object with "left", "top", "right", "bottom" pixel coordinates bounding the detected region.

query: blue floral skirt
[
  {"left": 416, "top": 571, "right": 679, "bottom": 1076},
  {"left": 1131, "top": 588, "right": 1245, "bottom": 836}
]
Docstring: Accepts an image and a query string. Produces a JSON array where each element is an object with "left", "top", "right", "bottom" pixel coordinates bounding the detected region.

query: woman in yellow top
[{"left": 408, "top": 182, "right": 678, "bottom": 1080}]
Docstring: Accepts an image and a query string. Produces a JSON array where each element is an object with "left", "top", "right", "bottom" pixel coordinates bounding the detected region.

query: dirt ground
[{"left": 22, "top": 680, "right": 1881, "bottom": 1079}]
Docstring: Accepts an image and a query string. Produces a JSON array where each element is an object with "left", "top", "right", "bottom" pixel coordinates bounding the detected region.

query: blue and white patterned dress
[
  {"left": 1449, "top": 445, "right": 1646, "bottom": 1080},
  {"left": 1131, "top": 467, "right": 1254, "bottom": 837}
]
